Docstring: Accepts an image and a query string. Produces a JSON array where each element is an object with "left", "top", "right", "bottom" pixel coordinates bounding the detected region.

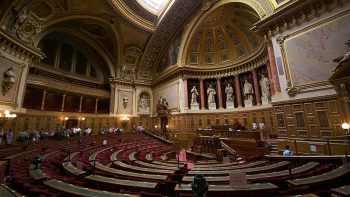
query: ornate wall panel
[{"left": 0, "top": 55, "right": 25, "bottom": 107}]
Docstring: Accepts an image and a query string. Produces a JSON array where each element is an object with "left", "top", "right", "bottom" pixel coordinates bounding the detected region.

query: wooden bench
[
  {"left": 188, "top": 161, "right": 290, "bottom": 175},
  {"left": 287, "top": 165, "right": 350, "bottom": 187},
  {"left": 0, "top": 184, "right": 23, "bottom": 197},
  {"left": 182, "top": 162, "right": 318, "bottom": 182},
  {"left": 92, "top": 160, "right": 167, "bottom": 181},
  {"left": 86, "top": 175, "right": 157, "bottom": 192},
  {"left": 62, "top": 161, "right": 87, "bottom": 176},
  {"left": 44, "top": 179, "right": 139, "bottom": 197}
]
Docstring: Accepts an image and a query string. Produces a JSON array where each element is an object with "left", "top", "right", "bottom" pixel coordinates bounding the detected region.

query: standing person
[
  {"left": 0, "top": 127, "right": 4, "bottom": 145},
  {"left": 7, "top": 129, "right": 13, "bottom": 145},
  {"left": 283, "top": 145, "right": 293, "bottom": 156}
]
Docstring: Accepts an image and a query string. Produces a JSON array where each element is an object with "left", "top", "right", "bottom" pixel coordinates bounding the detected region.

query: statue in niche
[
  {"left": 207, "top": 84, "right": 216, "bottom": 104},
  {"left": 225, "top": 83, "right": 234, "bottom": 102},
  {"left": 259, "top": 74, "right": 270, "bottom": 102},
  {"left": 191, "top": 86, "right": 199, "bottom": 104},
  {"left": 243, "top": 80, "right": 253, "bottom": 107},
  {"left": 2, "top": 67, "right": 16, "bottom": 96}
]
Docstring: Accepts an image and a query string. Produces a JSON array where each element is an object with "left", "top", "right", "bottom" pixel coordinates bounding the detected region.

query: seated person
[{"left": 283, "top": 145, "right": 293, "bottom": 156}]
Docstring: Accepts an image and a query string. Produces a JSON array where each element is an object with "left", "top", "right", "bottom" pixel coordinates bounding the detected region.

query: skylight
[{"left": 138, "top": 0, "right": 171, "bottom": 14}]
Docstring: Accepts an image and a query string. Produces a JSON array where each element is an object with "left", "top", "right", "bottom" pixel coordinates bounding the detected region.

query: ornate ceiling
[
  {"left": 185, "top": 3, "right": 262, "bottom": 68},
  {"left": 0, "top": 0, "right": 289, "bottom": 84}
]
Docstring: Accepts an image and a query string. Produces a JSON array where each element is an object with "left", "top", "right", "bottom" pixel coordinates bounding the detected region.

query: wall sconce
[
  {"left": 64, "top": 117, "right": 69, "bottom": 121},
  {"left": 155, "top": 125, "right": 158, "bottom": 129},
  {"left": 342, "top": 123, "right": 350, "bottom": 135},
  {"left": 166, "top": 125, "right": 169, "bottom": 129},
  {"left": 81, "top": 117, "right": 86, "bottom": 121}
]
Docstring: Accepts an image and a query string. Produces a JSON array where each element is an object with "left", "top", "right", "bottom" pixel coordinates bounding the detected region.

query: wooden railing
[
  {"left": 265, "top": 155, "right": 345, "bottom": 168},
  {"left": 197, "top": 128, "right": 266, "bottom": 142}
]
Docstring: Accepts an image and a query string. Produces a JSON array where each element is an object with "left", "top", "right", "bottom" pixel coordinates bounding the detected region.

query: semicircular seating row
[{"left": 3, "top": 133, "right": 350, "bottom": 197}]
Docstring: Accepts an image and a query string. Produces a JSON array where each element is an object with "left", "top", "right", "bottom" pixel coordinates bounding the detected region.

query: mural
[
  {"left": 157, "top": 30, "right": 183, "bottom": 73},
  {"left": 283, "top": 13, "right": 350, "bottom": 86}
]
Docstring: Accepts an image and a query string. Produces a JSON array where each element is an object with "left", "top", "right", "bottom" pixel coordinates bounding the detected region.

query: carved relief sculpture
[
  {"left": 2, "top": 67, "right": 16, "bottom": 96},
  {"left": 207, "top": 84, "right": 216, "bottom": 109},
  {"left": 8, "top": 8, "right": 42, "bottom": 44},
  {"left": 243, "top": 80, "right": 253, "bottom": 107},
  {"left": 123, "top": 96, "right": 128, "bottom": 109},
  {"left": 259, "top": 74, "right": 270, "bottom": 105},
  {"left": 139, "top": 93, "right": 150, "bottom": 114}
]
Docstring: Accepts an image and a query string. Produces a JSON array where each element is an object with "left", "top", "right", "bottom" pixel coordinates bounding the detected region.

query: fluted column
[
  {"left": 199, "top": 79, "right": 205, "bottom": 110},
  {"left": 79, "top": 96, "right": 83, "bottom": 113},
  {"left": 266, "top": 61, "right": 275, "bottom": 95},
  {"left": 183, "top": 78, "right": 189, "bottom": 109},
  {"left": 95, "top": 98, "right": 98, "bottom": 114},
  {"left": 266, "top": 41, "right": 281, "bottom": 93},
  {"left": 252, "top": 69, "right": 261, "bottom": 106},
  {"left": 216, "top": 78, "right": 223, "bottom": 109},
  {"left": 61, "top": 94, "right": 66, "bottom": 111},
  {"left": 234, "top": 75, "right": 242, "bottom": 107},
  {"left": 41, "top": 89, "right": 47, "bottom": 110}
]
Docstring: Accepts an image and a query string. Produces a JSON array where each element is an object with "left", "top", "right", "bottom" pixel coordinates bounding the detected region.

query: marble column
[
  {"left": 266, "top": 61, "right": 275, "bottom": 95},
  {"left": 199, "top": 79, "right": 205, "bottom": 110},
  {"left": 183, "top": 78, "right": 189, "bottom": 109},
  {"left": 216, "top": 78, "right": 223, "bottom": 109},
  {"left": 252, "top": 69, "right": 261, "bottom": 106},
  {"left": 61, "top": 94, "right": 66, "bottom": 111},
  {"left": 41, "top": 89, "right": 47, "bottom": 110},
  {"left": 234, "top": 75, "right": 242, "bottom": 107},
  {"left": 79, "top": 96, "right": 83, "bottom": 113},
  {"left": 95, "top": 98, "right": 98, "bottom": 114},
  {"left": 267, "top": 41, "right": 281, "bottom": 93}
]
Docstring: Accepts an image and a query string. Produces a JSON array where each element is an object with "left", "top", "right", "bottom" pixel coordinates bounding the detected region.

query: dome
[{"left": 186, "top": 3, "right": 262, "bottom": 68}]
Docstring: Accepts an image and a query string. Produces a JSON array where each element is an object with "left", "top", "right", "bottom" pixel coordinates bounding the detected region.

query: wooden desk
[
  {"left": 86, "top": 175, "right": 157, "bottom": 190},
  {"left": 62, "top": 162, "right": 87, "bottom": 176},
  {"left": 287, "top": 166, "right": 350, "bottom": 187},
  {"left": 44, "top": 179, "right": 139, "bottom": 197},
  {"left": 110, "top": 149, "right": 124, "bottom": 161},
  {"left": 188, "top": 161, "right": 290, "bottom": 175},
  {"left": 152, "top": 160, "right": 186, "bottom": 167},
  {"left": 331, "top": 185, "right": 350, "bottom": 196},
  {"left": 182, "top": 162, "right": 318, "bottom": 182},
  {"left": 113, "top": 161, "right": 174, "bottom": 175},
  {"left": 193, "top": 160, "right": 267, "bottom": 170},
  {"left": 92, "top": 161, "right": 167, "bottom": 181},
  {"left": 134, "top": 160, "right": 179, "bottom": 170},
  {"left": 28, "top": 164, "right": 47, "bottom": 181},
  {"left": 175, "top": 183, "right": 278, "bottom": 196},
  {"left": 128, "top": 151, "right": 137, "bottom": 161}
]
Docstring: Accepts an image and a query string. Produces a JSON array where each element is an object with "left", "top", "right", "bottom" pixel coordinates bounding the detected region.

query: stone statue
[
  {"left": 2, "top": 67, "right": 16, "bottom": 96},
  {"left": 259, "top": 74, "right": 270, "bottom": 99},
  {"left": 333, "top": 40, "right": 350, "bottom": 71},
  {"left": 207, "top": 84, "right": 216, "bottom": 104},
  {"left": 243, "top": 80, "right": 253, "bottom": 101},
  {"left": 225, "top": 83, "right": 234, "bottom": 102},
  {"left": 191, "top": 86, "right": 199, "bottom": 104}
]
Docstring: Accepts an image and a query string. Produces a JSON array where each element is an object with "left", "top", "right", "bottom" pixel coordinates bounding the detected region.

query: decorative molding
[
  {"left": 0, "top": 29, "right": 44, "bottom": 62},
  {"left": 253, "top": 0, "right": 349, "bottom": 38}
]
